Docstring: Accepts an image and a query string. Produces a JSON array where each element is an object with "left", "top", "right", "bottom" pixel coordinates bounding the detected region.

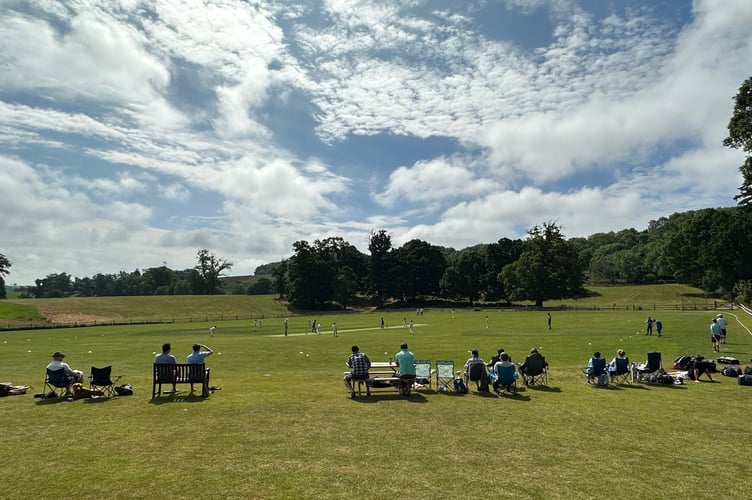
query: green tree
[
  {"left": 441, "top": 247, "right": 484, "bottom": 306},
  {"left": 34, "top": 272, "right": 73, "bottom": 298},
  {"left": 248, "top": 277, "right": 273, "bottom": 295},
  {"left": 194, "top": 249, "right": 233, "bottom": 294},
  {"left": 392, "top": 239, "right": 446, "bottom": 302},
  {"left": 368, "top": 229, "right": 393, "bottom": 308},
  {"left": 500, "top": 221, "right": 586, "bottom": 307},
  {"left": 272, "top": 260, "right": 288, "bottom": 298},
  {"left": 0, "top": 253, "right": 11, "bottom": 299},
  {"left": 724, "top": 76, "right": 752, "bottom": 205}
]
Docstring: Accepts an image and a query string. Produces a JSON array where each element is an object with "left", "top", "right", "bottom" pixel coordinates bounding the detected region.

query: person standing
[
  {"left": 283, "top": 318, "right": 288, "bottom": 336},
  {"left": 154, "top": 343, "right": 178, "bottom": 393},
  {"left": 344, "top": 345, "right": 371, "bottom": 398},
  {"left": 485, "top": 316, "right": 489, "bottom": 329},
  {"left": 716, "top": 314, "right": 727, "bottom": 344},
  {"left": 645, "top": 317, "right": 653, "bottom": 336},
  {"left": 209, "top": 325, "right": 216, "bottom": 337},
  {"left": 394, "top": 343, "right": 416, "bottom": 396},
  {"left": 710, "top": 318, "right": 722, "bottom": 352},
  {"left": 409, "top": 319, "right": 414, "bottom": 335},
  {"left": 380, "top": 317, "right": 385, "bottom": 329},
  {"left": 547, "top": 312, "right": 552, "bottom": 330},
  {"left": 332, "top": 322, "right": 338, "bottom": 337},
  {"left": 655, "top": 319, "right": 663, "bottom": 337}
]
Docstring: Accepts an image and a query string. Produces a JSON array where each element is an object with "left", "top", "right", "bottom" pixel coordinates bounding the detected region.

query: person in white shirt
[{"left": 45, "top": 351, "right": 83, "bottom": 383}]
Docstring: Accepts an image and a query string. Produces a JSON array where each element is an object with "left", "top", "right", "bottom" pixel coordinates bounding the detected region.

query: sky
[{"left": 1, "top": 0, "right": 751, "bottom": 286}]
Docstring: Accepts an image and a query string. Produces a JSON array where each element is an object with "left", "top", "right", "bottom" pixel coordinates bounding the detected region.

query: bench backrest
[{"left": 153, "top": 363, "right": 207, "bottom": 383}]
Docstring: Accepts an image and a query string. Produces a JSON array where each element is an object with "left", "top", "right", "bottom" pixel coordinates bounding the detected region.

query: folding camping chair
[
  {"left": 466, "top": 363, "right": 490, "bottom": 392},
  {"left": 89, "top": 366, "right": 122, "bottom": 398},
  {"left": 435, "top": 360, "right": 455, "bottom": 392},
  {"left": 414, "top": 360, "right": 432, "bottom": 392},
  {"left": 521, "top": 353, "right": 548, "bottom": 386},
  {"left": 43, "top": 368, "right": 74, "bottom": 398},
  {"left": 493, "top": 363, "right": 517, "bottom": 395},
  {"left": 634, "top": 352, "right": 662, "bottom": 383},
  {"left": 609, "top": 357, "right": 631, "bottom": 385},
  {"left": 584, "top": 357, "right": 608, "bottom": 386}
]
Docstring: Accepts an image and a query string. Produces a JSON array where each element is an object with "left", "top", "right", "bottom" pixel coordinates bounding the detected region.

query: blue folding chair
[
  {"left": 43, "top": 368, "right": 74, "bottom": 398},
  {"left": 610, "top": 357, "right": 631, "bottom": 384},
  {"left": 493, "top": 363, "right": 518, "bottom": 395}
]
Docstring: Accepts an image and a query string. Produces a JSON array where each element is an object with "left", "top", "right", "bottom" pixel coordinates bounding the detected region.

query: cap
[{"left": 52, "top": 351, "right": 65, "bottom": 358}]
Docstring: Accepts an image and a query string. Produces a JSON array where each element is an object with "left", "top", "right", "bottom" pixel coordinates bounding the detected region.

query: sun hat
[{"left": 52, "top": 351, "right": 65, "bottom": 358}]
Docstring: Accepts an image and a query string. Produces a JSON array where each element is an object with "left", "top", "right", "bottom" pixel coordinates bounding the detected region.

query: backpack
[
  {"left": 717, "top": 356, "right": 740, "bottom": 365},
  {"left": 453, "top": 378, "right": 468, "bottom": 394},
  {"left": 738, "top": 375, "right": 752, "bottom": 386},
  {"left": 722, "top": 366, "right": 742, "bottom": 377},
  {"left": 657, "top": 372, "right": 674, "bottom": 384},
  {"left": 744, "top": 366, "right": 752, "bottom": 376},
  {"left": 115, "top": 384, "right": 134, "bottom": 396},
  {"left": 673, "top": 355, "right": 692, "bottom": 370}
]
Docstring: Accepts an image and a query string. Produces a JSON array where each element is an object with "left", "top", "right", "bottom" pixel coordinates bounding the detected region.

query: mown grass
[{"left": 1, "top": 304, "right": 751, "bottom": 499}]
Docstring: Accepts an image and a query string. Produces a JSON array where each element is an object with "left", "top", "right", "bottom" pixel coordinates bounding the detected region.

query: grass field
[{"left": 2, "top": 296, "right": 752, "bottom": 499}]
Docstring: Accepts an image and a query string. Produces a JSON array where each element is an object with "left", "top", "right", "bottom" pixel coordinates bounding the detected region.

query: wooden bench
[
  {"left": 344, "top": 372, "right": 414, "bottom": 395},
  {"left": 152, "top": 363, "right": 211, "bottom": 398}
]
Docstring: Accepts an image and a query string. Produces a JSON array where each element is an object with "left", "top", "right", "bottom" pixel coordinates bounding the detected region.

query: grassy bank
[{"left": 1, "top": 306, "right": 751, "bottom": 498}]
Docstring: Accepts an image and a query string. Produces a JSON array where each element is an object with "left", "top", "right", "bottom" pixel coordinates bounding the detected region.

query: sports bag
[
  {"left": 738, "top": 375, "right": 752, "bottom": 386},
  {"left": 453, "top": 378, "right": 468, "bottom": 394},
  {"left": 717, "top": 356, "right": 740, "bottom": 365},
  {"left": 744, "top": 366, "right": 752, "bottom": 375},
  {"left": 722, "top": 366, "right": 742, "bottom": 377},
  {"left": 673, "top": 355, "right": 692, "bottom": 370}
]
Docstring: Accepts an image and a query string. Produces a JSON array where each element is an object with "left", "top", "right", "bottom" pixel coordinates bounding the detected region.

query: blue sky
[{"left": 1, "top": 0, "right": 750, "bottom": 285}]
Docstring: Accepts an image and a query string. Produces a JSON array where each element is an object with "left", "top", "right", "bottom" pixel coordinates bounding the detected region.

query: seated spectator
[
  {"left": 394, "top": 343, "right": 416, "bottom": 396},
  {"left": 464, "top": 349, "right": 490, "bottom": 391},
  {"left": 608, "top": 349, "right": 630, "bottom": 380},
  {"left": 492, "top": 352, "right": 517, "bottom": 392},
  {"left": 187, "top": 343, "right": 213, "bottom": 393},
  {"left": 154, "top": 343, "right": 178, "bottom": 393},
  {"left": 46, "top": 351, "right": 83, "bottom": 384},
  {"left": 487, "top": 347, "right": 511, "bottom": 374},
  {"left": 343, "top": 345, "right": 371, "bottom": 398},
  {"left": 519, "top": 348, "right": 548, "bottom": 386},
  {"left": 586, "top": 351, "right": 607, "bottom": 385}
]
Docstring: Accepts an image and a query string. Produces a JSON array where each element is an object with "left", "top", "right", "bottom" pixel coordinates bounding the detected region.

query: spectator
[
  {"left": 716, "top": 314, "right": 727, "bottom": 344},
  {"left": 519, "top": 348, "right": 548, "bottom": 386},
  {"left": 492, "top": 352, "right": 517, "bottom": 393},
  {"left": 710, "top": 318, "right": 722, "bottom": 353},
  {"left": 464, "top": 349, "right": 489, "bottom": 390},
  {"left": 608, "top": 349, "right": 630, "bottom": 380},
  {"left": 187, "top": 343, "right": 213, "bottom": 394},
  {"left": 586, "top": 351, "right": 607, "bottom": 385},
  {"left": 154, "top": 343, "right": 178, "bottom": 393},
  {"left": 645, "top": 316, "right": 653, "bottom": 336},
  {"left": 394, "top": 343, "right": 416, "bottom": 396},
  {"left": 46, "top": 351, "right": 83, "bottom": 384},
  {"left": 344, "top": 345, "right": 371, "bottom": 398}
]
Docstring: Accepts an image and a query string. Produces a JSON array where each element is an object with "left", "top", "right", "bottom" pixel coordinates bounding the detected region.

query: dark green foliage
[{"left": 723, "top": 76, "right": 752, "bottom": 205}]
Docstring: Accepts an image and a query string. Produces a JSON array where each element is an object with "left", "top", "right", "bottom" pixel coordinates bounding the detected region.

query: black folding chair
[{"left": 89, "top": 366, "right": 122, "bottom": 398}]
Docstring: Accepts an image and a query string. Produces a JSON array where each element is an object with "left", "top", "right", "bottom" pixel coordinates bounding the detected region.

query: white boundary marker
[{"left": 731, "top": 304, "right": 752, "bottom": 337}]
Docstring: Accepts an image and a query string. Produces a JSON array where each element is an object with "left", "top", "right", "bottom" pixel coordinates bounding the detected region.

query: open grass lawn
[{"left": 2, "top": 303, "right": 752, "bottom": 499}]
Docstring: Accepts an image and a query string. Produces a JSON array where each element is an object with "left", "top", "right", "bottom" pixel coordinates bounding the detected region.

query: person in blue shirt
[
  {"left": 710, "top": 318, "right": 722, "bottom": 352},
  {"left": 187, "top": 343, "right": 213, "bottom": 364},
  {"left": 154, "top": 343, "right": 177, "bottom": 393},
  {"left": 394, "top": 343, "right": 416, "bottom": 396},
  {"left": 187, "top": 343, "right": 213, "bottom": 393}
]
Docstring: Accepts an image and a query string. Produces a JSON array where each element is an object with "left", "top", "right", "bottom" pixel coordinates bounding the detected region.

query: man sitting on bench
[
  {"left": 154, "top": 343, "right": 177, "bottom": 393},
  {"left": 394, "top": 342, "right": 416, "bottom": 396},
  {"left": 187, "top": 343, "right": 214, "bottom": 393},
  {"left": 344, "top": 345, "right": 371, "bottom": 398}
]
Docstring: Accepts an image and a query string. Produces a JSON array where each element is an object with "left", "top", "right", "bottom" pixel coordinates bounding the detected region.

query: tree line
[{"left": 1, "top": 207, "right": 751, "bottom": 305}]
